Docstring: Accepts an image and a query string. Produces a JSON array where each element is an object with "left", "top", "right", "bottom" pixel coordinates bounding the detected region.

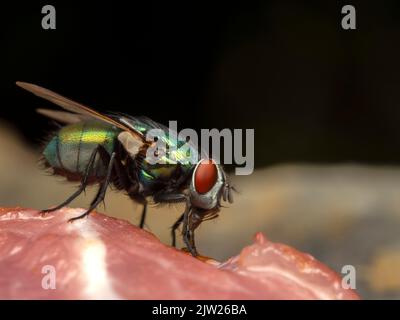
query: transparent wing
[
  {"left": 17, "top": 81, "right": 144, "bottom": 142},
  {"left": 36, "top": 108, "right": 89, "bottom": 124}
]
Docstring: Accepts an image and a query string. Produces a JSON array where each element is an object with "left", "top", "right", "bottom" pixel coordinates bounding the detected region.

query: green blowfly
[{"left": 16, "top": 82, "right": 234, "bottom": 256}]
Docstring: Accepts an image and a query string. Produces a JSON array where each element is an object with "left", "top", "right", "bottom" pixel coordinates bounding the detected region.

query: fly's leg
[
  {"left": 113, "top": 156, "right": 147, "bottom": 229},
  {"left": 40, "top": 145, "right": 100, "bottom": 215},
  {"left": 181, "top": 199, "right": 198, "bottom": 257},
  {"left": 68, "top": 152, "right": 116, "bottom": 222},
  {"left": 112, "top": 150, "right": 131, "bottom": 190},
  {"left": 153, "top": 193, "right": 187, "bottom": 247},
  {"left": 171, "top": 213, "right": 184, "bottom": 247},
  {"left": 139, "top": 202, "right": 148, "bottom": 229},
  {"left": 156, "top": 193, "right": 198, "bottom": 256}
]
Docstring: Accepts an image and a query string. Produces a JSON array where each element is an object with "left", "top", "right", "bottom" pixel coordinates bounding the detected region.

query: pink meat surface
[{"left": 0, "top": 207, "right": 360, "bottom": 299}]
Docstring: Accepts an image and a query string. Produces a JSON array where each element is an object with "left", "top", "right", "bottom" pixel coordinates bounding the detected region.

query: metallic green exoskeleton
[
  {"left": 16, "top": 81, "right": 234, "bottom": 256},
  {"left": 44, "top": 121, "right": 119, "bottom": 178}
]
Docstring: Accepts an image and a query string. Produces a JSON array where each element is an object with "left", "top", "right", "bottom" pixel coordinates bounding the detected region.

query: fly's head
[{"left": 189, "top": 159, "right": 234, "bottom": 217}]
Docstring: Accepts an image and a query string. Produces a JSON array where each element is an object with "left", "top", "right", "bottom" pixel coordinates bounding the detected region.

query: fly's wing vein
[
  {"left": 16, "top": 81, "right": 144, "bottom": 142},
  {"left": 36, "top": 108, "right": 89, "bottom": 124}
]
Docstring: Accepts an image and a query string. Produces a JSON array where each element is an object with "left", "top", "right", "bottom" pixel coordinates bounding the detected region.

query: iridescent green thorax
[
  {"left": 138, "top": 159, "right": 194, "bottom": 191},
  {"left": 125, "top": 118, "right": 197, "bottom": 189},
  {"left": 43, "top": 121, "right": 119, "bottom": 176}
]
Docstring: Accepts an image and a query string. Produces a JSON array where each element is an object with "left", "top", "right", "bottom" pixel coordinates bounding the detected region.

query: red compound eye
[{"left": 194, "top": 159, "right": 218, "bottom": 194}]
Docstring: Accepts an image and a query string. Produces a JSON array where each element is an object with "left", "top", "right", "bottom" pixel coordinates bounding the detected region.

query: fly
[{"left": 16, "top": 81, "right": 235, "bottom": 256}]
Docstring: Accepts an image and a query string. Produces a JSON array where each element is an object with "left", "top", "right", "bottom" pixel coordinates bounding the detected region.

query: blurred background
[{"left": 1, "top": 0, "right": 400, "bottom": 299}]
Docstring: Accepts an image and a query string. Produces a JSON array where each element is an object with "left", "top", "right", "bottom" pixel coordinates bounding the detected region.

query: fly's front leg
[
  {"left": 154, "top": 192, "right": 200, "bottom": 256},
  {"left": 153, "top": 193, "right": 187, "bottom": 247},
  {"left": 181, "top": 199, "right": 200, "bottom": 257}
]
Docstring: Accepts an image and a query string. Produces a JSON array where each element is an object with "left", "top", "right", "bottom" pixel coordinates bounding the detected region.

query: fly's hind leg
[
  {"left": 68, "top": 151, "right": 116, "bottom": 222},
  {"left": 40, "top": 145, "right": 100, "bottom": 216}
]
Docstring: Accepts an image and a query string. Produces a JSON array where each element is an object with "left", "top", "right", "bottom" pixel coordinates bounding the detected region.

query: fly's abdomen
[{"left": 43, "top": 121, "right": 118, "bottom": 180}]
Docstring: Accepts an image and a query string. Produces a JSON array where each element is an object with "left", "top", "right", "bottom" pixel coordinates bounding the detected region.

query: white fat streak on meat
[
  {"left": 242, "top": 245, "right": 338, "bottom": 300},
  {"left": 218, "top": 233, "right": 355, "bottom": 300},
  {"left": 65, "top": 209, "right": 121, "bottom": 299},
  {"left": 9, "top": 245, "right": 23, "bottom": 255},
  {"left": 242, "top": 265, "right": 337, "bottom": 300}
]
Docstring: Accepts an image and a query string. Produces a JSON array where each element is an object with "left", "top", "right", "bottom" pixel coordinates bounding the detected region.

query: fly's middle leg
[
  {"left": 171, "top": 213, "right": 184, "bottom": 247},
  {"left": 139, "top": 202, "right": 148, "bottom": 229}
]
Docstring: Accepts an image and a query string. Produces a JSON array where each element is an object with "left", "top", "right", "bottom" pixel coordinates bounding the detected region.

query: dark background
[
  {"left": 1, "top": 1, "right": 400, "bottom": 168},
  {"left": 2, "top": 1, "right": 400, "bottom": 299}
]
